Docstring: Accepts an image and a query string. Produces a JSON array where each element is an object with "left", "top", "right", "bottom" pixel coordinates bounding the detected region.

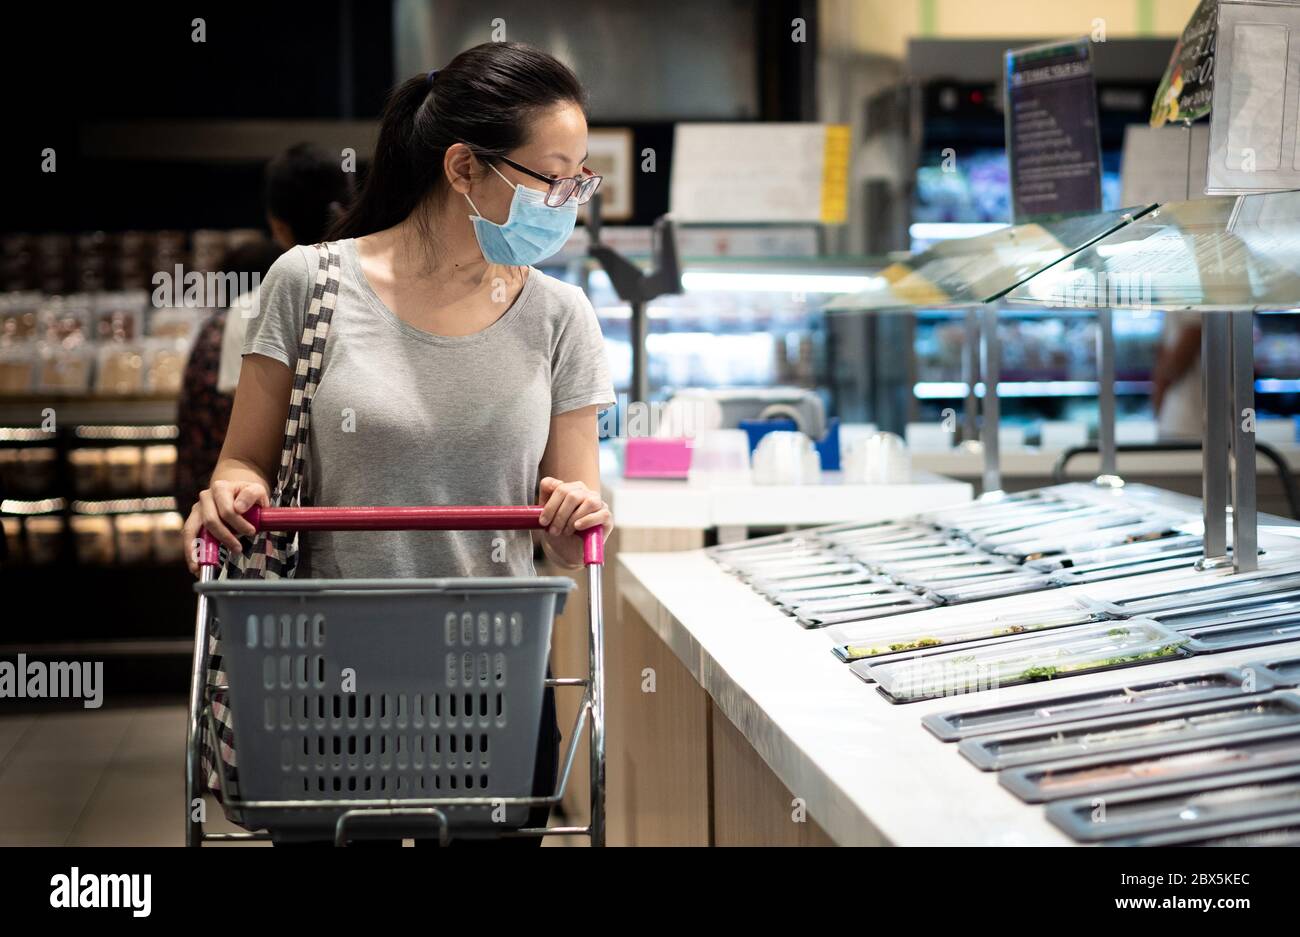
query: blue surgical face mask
[{"left": 465, "top": 163, "right": 577, "bottom": 266}]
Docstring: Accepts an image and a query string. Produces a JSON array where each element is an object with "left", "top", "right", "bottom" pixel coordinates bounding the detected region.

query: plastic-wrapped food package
[
  {"left": 0, "top": 294, "right": 40, "bottom": 341},
  {"left": 71, "top": 514, "right": 115, "bottom": 565},
  {"left": 9, "top": 447, "right": 58, "bottom": 497},
  {"left": 1, "top": 516, "right": 24, "bottom": 564},
  {"left": 24, "top": 515, "right": 63, "bottom": 564},
  {"left": 865, "top": 619, "right": 1189, "bottom": 702},
  {"left": 95, "top": 343, "right": 146, "bottom": 395},
  {"left": 114, "top": 513, "right": 154, "bottom": 564},
  {"left": 142, "top": 445, "right": 177, "bottom": 492},
  {"left": 104, "top": 446, "right": 143, "bottom": 494},
  {"left": 145, "top": 339, "right": 188, "bottom": 393},
  {"left": 69, "top": 448, "right": 108, "bottom": 496},
  {"left": 92, "top": 299, "right": 141, "bottom": 342},
  {"left": 0, "top": 342, "right": 36, "bottom": 392},
  {"left": 39, "top": 297, "right": 90, "bottom": 346},
  {"left": 152, "top": 511, "right": 184, "bottom": 564},
  {"left": 147, "top": 307, "right": 201, "bottom": 342},
  {"left": 37, "top": 343, "right": 93, "bottom": 393},
  {"left": 961, "top": 694, "right": 1300, "bottom": 771}
]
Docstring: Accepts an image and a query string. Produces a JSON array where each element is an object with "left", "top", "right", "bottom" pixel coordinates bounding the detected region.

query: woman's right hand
[{"left": 182, "top": 479, "right": 270, "bottom": 575}]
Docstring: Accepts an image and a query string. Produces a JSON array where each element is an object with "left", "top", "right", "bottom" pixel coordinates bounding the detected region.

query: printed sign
[
  {"left": 670, "top": 123, "right": 851, "bottom": 224},
  {"left": 1151, "top": 0, "right": 1218, "bottom": 127},
  {"left": 1005, "top": 38, "right": 1103, "bottom": 223}
]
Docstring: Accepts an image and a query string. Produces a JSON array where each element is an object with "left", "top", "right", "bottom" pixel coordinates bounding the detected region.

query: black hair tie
[{"left": 427, "top": 68, "right": 439, "bottom": 86}]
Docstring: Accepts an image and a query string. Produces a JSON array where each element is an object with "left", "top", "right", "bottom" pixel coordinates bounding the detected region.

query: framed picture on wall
[{"left": 582, "top": 127, "right": 635, "bottom": 222}]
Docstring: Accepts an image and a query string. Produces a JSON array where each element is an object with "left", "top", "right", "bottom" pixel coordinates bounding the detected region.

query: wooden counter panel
[
  {"left": 546, "top": 526, "right": 705, "bottom": 840},
  {"left": 615, "top": 595, "right": 713, "bottom": 845},
  {"left": 711, "top": 700, "right": 836, "bottom": 846}
]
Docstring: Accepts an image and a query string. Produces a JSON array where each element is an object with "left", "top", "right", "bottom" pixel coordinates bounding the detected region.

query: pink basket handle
[{"left": 198, "top": 505, "right": 604, "bottom": 568}]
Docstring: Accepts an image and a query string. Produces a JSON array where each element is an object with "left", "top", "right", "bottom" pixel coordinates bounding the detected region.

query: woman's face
[{"left": 468, "top": 101, "right": 589, "bottom": 225}]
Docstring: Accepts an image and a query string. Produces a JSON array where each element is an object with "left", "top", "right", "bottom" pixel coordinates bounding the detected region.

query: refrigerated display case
[
  {"left": 821, "top": 206, "right": 1154, "bottom": 459},
  {"left": 1002, "top": 192, "right": 1300, "bottom": 433},
  {"left": 558, "top": 254, "right": 885, "bottom": 403},
  {"left": 911, "top": 306, "right": 1164, "bottom": 431},
  {"left": 557, "top": 204, "right": 1300, "bottom": 446}
]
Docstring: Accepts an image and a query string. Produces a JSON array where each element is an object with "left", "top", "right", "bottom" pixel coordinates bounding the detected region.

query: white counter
[
  {"left": 604, "top": 470, "right": 973, "bottom": 531},
  {"left": 616, "top": 546, "right": 1300, "bottom": 846},
  {"left": 912, "top": 445, "right": 1300, "bottom": 479}
]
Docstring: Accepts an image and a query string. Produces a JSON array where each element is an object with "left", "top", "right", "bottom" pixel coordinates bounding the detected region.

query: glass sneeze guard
[
  {"left": 1004, "top": 191, "right": 1300, "bottom": 312},
  {"left": 825, "top": 205, "right": 1155, "bottom": 313}
]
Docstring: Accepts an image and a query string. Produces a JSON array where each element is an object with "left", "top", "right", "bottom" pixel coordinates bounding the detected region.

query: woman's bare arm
[
  {"left": 1152, "top": 323, "right": 1203, "bottom": 414},
  {"left": 216, "top": 353, "right": 292, "bottom": 486},
  {"left": 536, "top": 404, "right": 610, "bottom": 569}
]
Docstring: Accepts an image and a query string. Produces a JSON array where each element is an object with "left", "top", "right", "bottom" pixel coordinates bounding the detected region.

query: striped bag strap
[{"left": 227, "top": 241, "right": 341, "bottom": 580}]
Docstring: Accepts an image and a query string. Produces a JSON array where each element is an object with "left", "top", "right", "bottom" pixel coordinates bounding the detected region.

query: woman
[
  {"left": 183, "top": 42, "right": 615, "bottom": 842},
  {"left": 174, "top": 237, "right": 282, "bottom": 514},
  {"left": 1152, "top": 311, "right": 1202, "bottom": 440}
]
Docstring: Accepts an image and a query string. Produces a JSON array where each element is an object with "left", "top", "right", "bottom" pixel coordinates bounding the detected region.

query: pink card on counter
[{"left": 623, "top": 438, "right": 692, "bottom": 478}]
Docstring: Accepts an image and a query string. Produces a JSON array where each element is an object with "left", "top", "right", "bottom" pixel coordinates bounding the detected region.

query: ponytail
[
  {"left": 331, "top": 77, "right": 433, "bottom": 239},
  {"left": 330, "top": 42, "right": 587, "bottom": 241}
]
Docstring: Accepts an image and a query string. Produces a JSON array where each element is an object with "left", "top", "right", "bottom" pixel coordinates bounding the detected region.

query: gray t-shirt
[{"left": 242, "top": 239, "right": 615, "bottom": 579}]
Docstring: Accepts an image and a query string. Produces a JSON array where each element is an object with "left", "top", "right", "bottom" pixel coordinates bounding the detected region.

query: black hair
[
  {"left": 331, "top": 41, "right": 587, "bottom": 241},
  {"left": 215, "top": 237, "right": 284, "bottom": 291},
  {"left": 264, "top": 142, "right": 355, "bottom": 244}
]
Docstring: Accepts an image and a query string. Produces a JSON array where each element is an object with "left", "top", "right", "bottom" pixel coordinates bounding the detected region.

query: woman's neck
[{"left": 387, "top": 196, "right": 488, "bottom": 284}]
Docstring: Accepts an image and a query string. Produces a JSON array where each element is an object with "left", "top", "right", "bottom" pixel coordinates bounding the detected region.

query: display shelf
[
  {"left": 617, "top": 533, "right": 1300, "bottom": 845},
  {"left": 602, "top": 469, "right": 973, "bottom": 532},
  {"left": 0, "top": 395, "right": 178, "bottom": 426},
  {"left": 914, "top": 380, "right": 1153, "bottom": 399},
  {"left": 1, "top": 420, "right": 182, "bottom": 569},
  {"left": 1005, "top": 192, "right": 1300, "bottom": 313},
  {"left": 824, "top": 206, "right": 1152, "bottom": 314},
  {"left": 910, "top": 446, "right": 1300, "bottom": 478}
]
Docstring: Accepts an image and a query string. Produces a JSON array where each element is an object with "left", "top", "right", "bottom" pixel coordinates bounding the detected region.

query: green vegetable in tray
[
  {"left": 1020, "top": 665, "right": 1059, "bottom": 681},
  {"left": 1017, "top": 644, "right": 1181, "bottom": 683},
  {"left": 845, "top": 636, "right": 944, "bottom": 658},
  {"left": 888, "top": 637, "right": 942, "bottom": 652},
  {"left": 1107, "top": 627, "right": 1130, "bottom": 637}
]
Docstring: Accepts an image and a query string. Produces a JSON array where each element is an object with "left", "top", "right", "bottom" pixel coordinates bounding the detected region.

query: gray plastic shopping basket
[
  {"left": 198, "top": 577, "right": 571, "bottom": 840},
  {"left": 185, "top": 505, "right": 608, "bottom": 847}
]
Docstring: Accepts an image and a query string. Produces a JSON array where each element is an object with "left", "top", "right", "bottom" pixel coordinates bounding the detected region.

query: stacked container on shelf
[{"left": 0, "top": 423, "right": 184, "bottom": 568}]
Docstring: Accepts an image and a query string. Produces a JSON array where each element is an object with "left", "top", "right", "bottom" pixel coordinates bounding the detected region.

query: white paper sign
[{"left": 669, "top": 123, "right": 849, "bottom": 223}]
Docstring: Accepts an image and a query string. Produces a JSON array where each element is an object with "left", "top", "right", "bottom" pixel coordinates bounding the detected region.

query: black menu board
[
  {"left": 1004, "top": 38, "right": 1103, "bottom": 223},
  {"left": 1151, "top": 0, "right": 1218, "bottom": 127}
]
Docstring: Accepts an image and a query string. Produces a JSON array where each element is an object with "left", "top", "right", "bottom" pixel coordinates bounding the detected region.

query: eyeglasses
[{"left": 495, "top": 155, "right": 603, "bottom": 207}]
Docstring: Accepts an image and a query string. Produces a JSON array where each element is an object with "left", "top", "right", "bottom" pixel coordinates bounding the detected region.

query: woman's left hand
[{"left": 537, "top": 476, "right": 611, "bottom": 568}]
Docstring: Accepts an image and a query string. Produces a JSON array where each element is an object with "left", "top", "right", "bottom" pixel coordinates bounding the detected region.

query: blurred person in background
[
  {"left": 1152, "top": 311, "right": 1203, "bottom": 440},
  {"left": 175, "top": 144, "right": 353, "bottom": 512},
  {"left": 174, "top": 239, "right": 281, "bottom": 511}
]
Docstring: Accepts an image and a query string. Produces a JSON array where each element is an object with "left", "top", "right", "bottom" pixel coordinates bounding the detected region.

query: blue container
[{"left": 737, "top": 417, "right": 841, "bottom": 471}]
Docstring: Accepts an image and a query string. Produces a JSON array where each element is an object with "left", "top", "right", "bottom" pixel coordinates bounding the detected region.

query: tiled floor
[{"left": 0, "top": 700, "right": 581, "bottom": 846}]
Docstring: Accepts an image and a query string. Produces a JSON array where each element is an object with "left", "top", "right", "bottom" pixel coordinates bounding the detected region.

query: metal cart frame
[{"left": 184, "top": 505, "right": 606, "bottom": 847}]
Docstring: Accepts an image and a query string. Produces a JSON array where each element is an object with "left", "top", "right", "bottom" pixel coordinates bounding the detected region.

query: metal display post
[
  {"left": 963, "top": 307, "right": 980, "bottom": 444},
  {"left": 587, "top": 196, "right": 681, "bottom": 408},
  {"left": 629, "top": 300, "right": 649, "bottom": 407},
  {"left": 1199, "top": 311, "right": 1231, "bottom": 567},
  {"left": 1094, "top": 307, "right": 1122, "bottom": 486},
  {"left": 980, "top": 303, "right": 1002, "bottom": 496},
  {"left": 1230, "top": 310, "right": 1258, "bottom": 572}
]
